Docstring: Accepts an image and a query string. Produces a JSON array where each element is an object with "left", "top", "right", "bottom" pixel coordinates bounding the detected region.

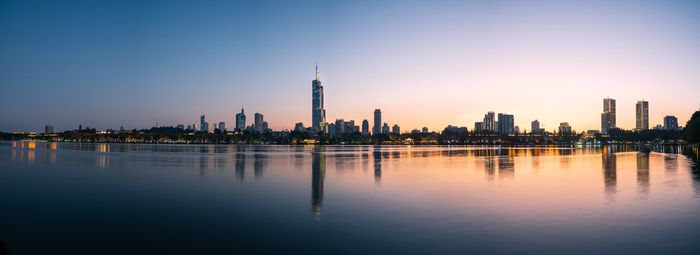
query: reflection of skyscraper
[
  {"left": 637, "top": 153, "right": 650, "bottom": 198},
  {"left": 373, "top": 147, "right": 382, "bottom": 184},
  {"left": 235, "top": 153, "right": 245, "bottom": 181},
  {"left": 484, "top": 157, "right": 495, "bottom": 181},
  {"left": 602, "top": 147, "right": 617, "bottom": 202},
  {"left": 254, "top": 153, "right": 266, "bottom": 179},
  {"left": 312, "top": 65, "right": 326, "bottom": 132},
  {"left": 498, "top": 156, "right": 514, "bottom": 179},
  {"left": 311, "top": 147, "right": 326, "bottom": 221}
]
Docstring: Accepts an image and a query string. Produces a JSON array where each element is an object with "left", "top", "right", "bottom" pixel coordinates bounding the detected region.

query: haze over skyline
[{"left": 1, "top": 0, "right": 699, "bottom": 132}]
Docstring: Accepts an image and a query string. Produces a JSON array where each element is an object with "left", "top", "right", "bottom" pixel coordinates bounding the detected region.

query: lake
[{"left": 1, "top": 141, "right": 699, "bottom": 254}]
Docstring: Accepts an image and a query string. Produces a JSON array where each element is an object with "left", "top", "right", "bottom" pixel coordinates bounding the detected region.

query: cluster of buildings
[
  {"left": 600, "top": 97, "right": 680, "bottom": 133},
  {"left": 39, "top": 65, "right": 685, "bottom": 137},
  {"left": 294, "top": 66, "right": 401, "bottom": 137}
]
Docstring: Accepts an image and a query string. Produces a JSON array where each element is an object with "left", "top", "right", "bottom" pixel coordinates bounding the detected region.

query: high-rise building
[
  {"left": 311, "top": 65, "right": 326, "bottom": 132},
  {"left": 514, "top": 126, "right": 520, "bottom": 134},
  {"left": 392, "top": 124, "right": 400, "bottom": 135},
  {"left": 262, "top": 121, "right": 269, "bottom": 132},
  {"left": 422, "top": 127, "right": 429, "bottom": 133},
  {"left": 200, "top": 114, "right": 208, "bottom": 133},
  {"left": 373, "top": 109, "right": 382, "bottom": 135},
  {"left": 218, "top": 122, "right": 226, "bottom": 131},
  {"left": 664, "top": 115, "right": 679, "bottom": 130},
  {"left": 497, "top": 113, "right": 514, "bottom": 134},
  {"left": 254, "top": 113, "right": 264, "bottom": 133},
  {"left": 382, "top": 123, "right": 390, "bottom": 135},
  {"left": 335, "top": 119, "right": 345, "bottom": 135},
  {"left": 484, "top": 112, "right": 496, "bottom": 131},
  {"left": 636, "top": 100, "right": 649, "bottom": 130},
  {"left": 531, "top": 120, "right": 540, "bottom": 134},
  {"left": 601, "top": 97, "right": 616, "bottom": 133},
  {"left": 345, "top": 120, "right": 356, "bottom": 133},
  {"left": 44, "top": 125, "right": 54, "bottom": 134},
  {"left": 235, "top": 108, "right": 246, "bottom": 131},
  {"left": 474, "top": 122, "right": 484, "bottom": 133},
  {"left": 558, "top": 122, "right": 572, "bottom": 134},
  {"left": 361, "top": 120, "right": 369, "bottom": 135},
  {"left": 294, "top": 122, "right": 305, "bottom": 132}
]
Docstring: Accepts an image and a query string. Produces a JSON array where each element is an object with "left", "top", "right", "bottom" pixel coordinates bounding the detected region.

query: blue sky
[{"left": 2, "top": 0, "right": 699, "bottom": 132}]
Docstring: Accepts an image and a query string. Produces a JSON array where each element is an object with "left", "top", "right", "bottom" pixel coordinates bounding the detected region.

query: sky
[{"left": 1, "top": 0, "right": 699, "bottom": 132}]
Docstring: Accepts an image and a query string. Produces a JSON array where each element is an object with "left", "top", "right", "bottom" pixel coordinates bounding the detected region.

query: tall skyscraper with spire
[{"left": 311, "top": 64, "right": 326, "bottom": 132}]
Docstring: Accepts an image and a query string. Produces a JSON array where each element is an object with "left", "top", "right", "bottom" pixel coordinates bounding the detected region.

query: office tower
[
  {"left": 422, "top": 127, "right": 429, "bottom": 133},
  {"left": 235, "top": 108, "right": 246, "bottom": 131},
  {"left": 514, "top": 126, "right": 520, "bottom": 134},
  {"left": 484, "top": 111, "right": 496, "bottom": 131},
  {"left": 200, "top": 114, "right": 208, "bottom": 133},
  {"left": 601, "top": 97, "right": 616, "bottom": 133},
  {"left": 44, "top": 125, "right": 54, "bottom": 134},
  {"left": 362, "top": 120, "right": 369, "bottom": 135},
  {"left": 636, "top": 100, "right": 649, "bottom": 130},
  {"left": 531, "top": 120, "right": 540, "bottom": 134},
  {"left": 664, "top": 115, "right": 679, "bottom": 130},
  {"left": 262, "top": 121, "right": 269, "bottom": 133},
  {"left": 382, "top": 123, "right": 389, "bottom": 135},
  {"left": 311, "top": 65, "right": 326, "bottom": 132},
  {"left": 345, "top": 120, "right": 356, "bottom": 133},
  {"left": 254, "top": 113, "right": 264, "bottom": 133},
  {"left": 218, "top": 122, "right": 225, "bottom": 131},
  {"left": 294, "top": 122, "right": 304, "bottom": 132},
  {"left": 335, "top": 119, "right": 345, "bottom": 135},
  {"left": 497, "top": 113, "right": 514, "bottom": 134},
  {"left": 373, "top": 109, "right": 382, "bottom": 135},
  {"left": 392, "top": 124, "right": 400, "bottom": 135},
  {"left": 558, "top": 122, "right": 572, "bottom": 134},
  {"left": 328, "top": 123, "right": 336, "bottom": 136},
  {"left": 474, "top": 122, "right": 484, "bottom": 133}
]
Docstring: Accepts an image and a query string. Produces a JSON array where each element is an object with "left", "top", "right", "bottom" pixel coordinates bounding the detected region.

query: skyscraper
[
  {"left": 373, "top": 109, "right": 382, "bottom": 135},
  {"left": 601, "top": 97, "right": 616, "bottom": 133},
  {"left": 311, "top": 65, "right": 326, "bottom": 132},
  {"left": 484, "top": 112, "right": 495, "bottom": 132},
  {"left": 664, "top": 115, "right": 679, "bottom": 130},
  {"left": 200, "top": 114, "right": 208, "bottom": 133},
  {"left": 361, "top": 120, "right": 369, "bottom": 135},
  {"left": 497, "top": 113, "right": 514, "bottom": 134},
  {"left": 558, "top": 122, "right": 572, "bottom": 134},
  {"left": 636, "top": 100, "right": 649, "bottom": 130},
  {"left": 382, "top": 123, "right": 390, "bottom": 135},
  {"left": 474, "top": 122, "right": 484, "bottom": 133},
  {"left": 44, "top": 125, "right": 54, "bottom": 134},
  {"left": 235, "top": 108, "right": 246, "bottom": 131},
  {"left": 531, "top": 120, "right": 540, "bottom": 133},
  {"left": 392, "top": 124, "right": 400, "bottom": 135},
  {"left": 218, "top": 122, "right": 225, "bottom": 131},
  {"left": 254, "top": 113, "right": 264, "bottom": 133},
  {"left": 335, "top": 119, "right": 345, "bottom": 135}
]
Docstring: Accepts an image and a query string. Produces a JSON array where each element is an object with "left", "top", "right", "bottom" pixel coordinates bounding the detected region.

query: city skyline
[{"left": 2, "top": 0, "right": 699, "bottom": 132}]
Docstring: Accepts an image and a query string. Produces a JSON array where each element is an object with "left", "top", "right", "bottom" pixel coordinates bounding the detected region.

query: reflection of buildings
[
  {"left": 311, "top": 150, "right": 326, "bottom": 221},
  {"left": 637, "top": 153, "right": 650, "bottom": 198},
  {"left": 254, "top": 153, "right": 266, "bottom": 179},
  {"left": 485, "top": 157, "right": 496, "bottom": 181},
  {"left": 235, "top": 154, "right": 245, "bottom": 181},
  {"left": 602, "top": 148, "right": 617, "bottom": 202},
  {"left": 373, "top": 148, "right": 382, "bottom": 184},
  {"left": 498, "top": 157, "right": 514, "bottom": 179}
]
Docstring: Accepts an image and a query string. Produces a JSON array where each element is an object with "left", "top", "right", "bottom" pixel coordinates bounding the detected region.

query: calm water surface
[{"left": 1, "top": 141, "right": 700, "bottom": 254}]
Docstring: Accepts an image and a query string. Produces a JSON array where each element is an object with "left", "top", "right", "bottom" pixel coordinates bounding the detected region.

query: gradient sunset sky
[{"left": 1, "top": 0, "right": 699, "bottom": 132}]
